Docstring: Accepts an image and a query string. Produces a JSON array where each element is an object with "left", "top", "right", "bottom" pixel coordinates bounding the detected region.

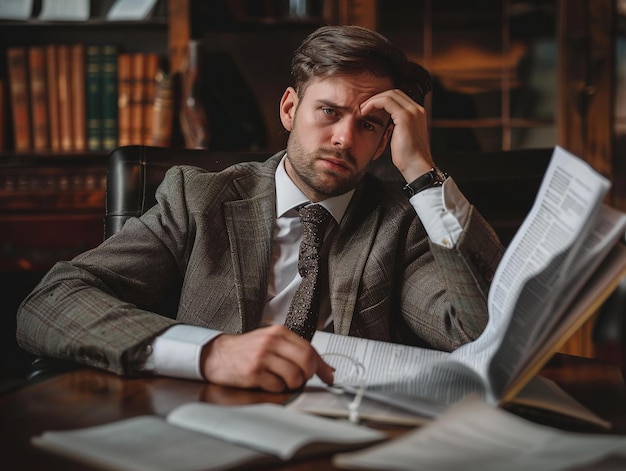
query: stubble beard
[{"left": 286, "top": 131, "right": 367, "bottom": 199}]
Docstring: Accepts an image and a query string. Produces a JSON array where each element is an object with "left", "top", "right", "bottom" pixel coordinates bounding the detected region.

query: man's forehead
[
  {"left": 305, "top": 75, "right": 392, "bottom": 117},
  {"left": 307, "top": 73, "right": 393, "bottom": 94}
]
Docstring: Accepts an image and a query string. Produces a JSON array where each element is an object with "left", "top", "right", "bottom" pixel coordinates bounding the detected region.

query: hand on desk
[{"left": 200, "top": 325, "right": 335, "bottom": 392}]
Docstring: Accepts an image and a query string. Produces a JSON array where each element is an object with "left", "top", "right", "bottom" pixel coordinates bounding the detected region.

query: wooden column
[
  {"left": 167, "top": 0, "right": 191, "bottom": 75},
  {"left": 558, "top": 0, "right": 615, "bottom": 178},
  {"left": 557, "top": 0, "right": 617, "bottom": 358}
]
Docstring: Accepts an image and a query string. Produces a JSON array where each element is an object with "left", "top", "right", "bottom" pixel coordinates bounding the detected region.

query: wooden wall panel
[{"left": 557, "top": 0, "right": 617, "bottom": 359}]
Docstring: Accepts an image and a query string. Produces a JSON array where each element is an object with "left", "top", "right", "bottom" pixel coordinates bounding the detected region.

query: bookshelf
[
  {"left": 0, "top": 0, "right": 171, "bottom": 379},
  {"left": 0, "top": 1, "right": 170, "bottom": 268}
]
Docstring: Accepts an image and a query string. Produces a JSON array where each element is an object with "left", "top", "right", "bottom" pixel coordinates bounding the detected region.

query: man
[{"left": 16, "top": 26, "right": 503, "bottom": 393}]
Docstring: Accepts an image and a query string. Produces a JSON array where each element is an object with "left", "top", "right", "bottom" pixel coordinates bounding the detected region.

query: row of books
[{"left": 5, "top": 44, "right": 174, "bottom": 153}]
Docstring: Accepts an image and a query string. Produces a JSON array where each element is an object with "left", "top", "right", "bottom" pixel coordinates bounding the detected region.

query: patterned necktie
[{"left": 284, "top": 204, "right": 332, "bottom": 341}]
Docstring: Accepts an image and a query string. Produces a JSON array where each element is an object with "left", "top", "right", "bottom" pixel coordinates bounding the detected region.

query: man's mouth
[
  {"left": 317, "top": 151, "right": 354, "bottom": 172},
  {"left": 320, "top": 157, "right": 350, "bottom": 172}
]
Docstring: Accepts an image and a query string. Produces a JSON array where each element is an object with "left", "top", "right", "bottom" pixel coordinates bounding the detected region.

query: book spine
[
  {"left": 101, "top": 45, "right": 118, "bottom": 151},
  {"left": 130, "top": 52, "right": 145, "bottom": 145},
  {"left": 70, "top": 44, "right": 86, "bottom": 151},
  {"left": 151, "top": 71, "right": 174, "bottom": 147},
  {"left": 117, "top": 53, "right": 132, "bottom": 147},
  {"left": 142, "top": 53, "right": 159, "bottom": 145},
  {"left": 56, "top": 45, "right": 73, "bottom": 151},
  {"left": 45, "top": 44, "right": 60, "bottom": 152},
  {"left": 85, "top": 45, "right": 102, "bottom": 151},
  {"left": 7, "top": 47, "right": 31, "bottom": 152},
  {"left": 27, "top": 47, "right": 49, "bottom": 151}
]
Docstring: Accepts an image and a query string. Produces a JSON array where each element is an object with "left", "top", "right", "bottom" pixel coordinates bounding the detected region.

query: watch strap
[{"left": 403, "top": 167, "right": 448, "bottom": 198}]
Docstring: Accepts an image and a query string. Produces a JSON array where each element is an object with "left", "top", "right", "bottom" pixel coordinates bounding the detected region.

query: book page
[
  {"left": 33, "top": 403, "right": 386, "bottom": 470},
  {"left": 311, "top": 331, "right": 487, "bottom": 408},
  {"left": 33, "top": 416, "right": 269, "bottom": 471},
  {"left": 287, "top": 388, "right": 432, "bottom": 426},
  {"left": 166, "top": 402, "right": 385, "bottom": 460},
  {"left": 311, "top": 330, "right": 447, "bottom": 389},
  {"left": 488, "top": 147, "right": 609, "bottom": 325},
  {"left": 447, "top": 146, "right": 613, "bottom": 399},
  {"left": 507, "top": 376, "right": 611, "bottom": 429},
  {"left": 332, "top": 397, "right": 626, "bottom": 471},
  {"left": 500, "top": 242, "right": 626, "bottom": 402},
  {"left": 520, "top": 205, "right": 626, "bottom": 349}
]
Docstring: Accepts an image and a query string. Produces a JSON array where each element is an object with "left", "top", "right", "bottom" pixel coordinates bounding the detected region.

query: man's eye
[
  {"left": 322, "top": 107, "right": 336, "bottom": 116},
  {"left": 362, "top": 121, "right": 376, "bottom": 132}
]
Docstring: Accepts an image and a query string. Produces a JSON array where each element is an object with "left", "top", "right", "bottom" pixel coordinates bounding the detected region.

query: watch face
[{"left": 433, "top": 168, "right": 448, "bottom": 183}]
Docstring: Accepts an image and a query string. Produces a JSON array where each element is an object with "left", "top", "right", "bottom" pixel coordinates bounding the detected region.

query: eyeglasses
[{"left": 321, "top": 352, "right": 367, "bottom": 424}]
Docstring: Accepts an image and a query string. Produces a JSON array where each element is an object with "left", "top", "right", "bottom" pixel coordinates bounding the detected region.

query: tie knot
[
  {"left": 299, "top": 204, "right": 332, "bottom": 247},
  {"left": 299, "top": 204, "right": 331, "bottom": 228}
]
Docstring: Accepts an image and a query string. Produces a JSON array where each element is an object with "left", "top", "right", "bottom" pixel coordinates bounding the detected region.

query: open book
[
  {"left": 297, "top": 146, "right": 626, "bottom": 426},
  {"left": 32, "top": 402, "right": 386, "bottom": 471}
]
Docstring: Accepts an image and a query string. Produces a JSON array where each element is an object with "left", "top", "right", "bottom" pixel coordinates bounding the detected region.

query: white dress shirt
[{"left": 144, "top": 156, "right": 470, "bottom": 379}]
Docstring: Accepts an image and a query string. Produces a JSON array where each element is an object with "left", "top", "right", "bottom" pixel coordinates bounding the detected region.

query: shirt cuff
[
  {"left": 145, "top": 325, "right": 223, "bottom": 380},
  {"left": 410, "top": 177, "right": 470, "bottom": 248}
]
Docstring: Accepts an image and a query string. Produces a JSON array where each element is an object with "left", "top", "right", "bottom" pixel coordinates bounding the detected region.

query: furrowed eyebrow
[
  {"left": 363, "top": 114, "right": 386, "bottom": 128},
  {"left": 317, "top": 99, "right": 347, "bottom": 111},
  {"left": 317, "top": 99, "right": 388, "bottom": 128}
]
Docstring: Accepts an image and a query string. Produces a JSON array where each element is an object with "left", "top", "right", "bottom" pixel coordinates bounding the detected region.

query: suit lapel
[
  {"left": 328, "top": 181, "right": 383, "bottom": 335},
  {"left": 224, "top": 167, "right": 277, "bottom": 332}
]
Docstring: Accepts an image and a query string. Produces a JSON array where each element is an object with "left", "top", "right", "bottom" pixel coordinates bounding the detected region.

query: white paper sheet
[
  {"left": 38, "top": 0, "right": 89, "bottom": 21},
  {"left": 107, "top": 0, "right": 158, "bottom": 20},
  {"left": 0, "top": 0, "right": 33, "bottom": 20},
  {"left": 333, "top": 397, "right": 626, "bottom": 471}
]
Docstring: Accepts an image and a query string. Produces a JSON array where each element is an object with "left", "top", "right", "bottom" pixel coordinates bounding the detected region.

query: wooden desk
[{"left": 1, "top": 354, "right": 625, "bottom": 470}]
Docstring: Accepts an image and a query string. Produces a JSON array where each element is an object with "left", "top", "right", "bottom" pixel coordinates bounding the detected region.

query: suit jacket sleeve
[
  {"left": 398, "top": 203, "right": 504, "bottom": 351},
  {"left": 327, "top": 174, "right": 503, "bottom": 352},
  {"left": 15, "top": 166, "right": 199, "bottom": 376}
]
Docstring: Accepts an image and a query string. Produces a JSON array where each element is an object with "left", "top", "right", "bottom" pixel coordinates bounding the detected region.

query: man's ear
[
  {"left": 372, "top": 125, "right": 394, "bottom": 161},
  {"left": 280, "top": 87, "right": 298, "bottom": 131}
]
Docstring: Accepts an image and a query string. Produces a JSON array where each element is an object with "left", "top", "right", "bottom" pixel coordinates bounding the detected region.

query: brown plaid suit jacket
[{"left": 17, "top": 151, "right": 503, "bottom": 375}]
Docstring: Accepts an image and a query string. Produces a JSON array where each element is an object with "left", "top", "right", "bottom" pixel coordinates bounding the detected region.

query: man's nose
[{"left": 332, "top": 118, "right": 354, "bottom": 149}]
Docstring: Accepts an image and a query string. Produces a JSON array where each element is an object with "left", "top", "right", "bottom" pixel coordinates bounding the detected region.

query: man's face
[{"left": 279, "top": 73, "right": 393, "bottom": 202}]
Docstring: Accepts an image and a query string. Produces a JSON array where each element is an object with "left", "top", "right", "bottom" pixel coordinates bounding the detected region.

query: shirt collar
[{"left": 275, "top": 155, "right": 354, "bottom": 224}]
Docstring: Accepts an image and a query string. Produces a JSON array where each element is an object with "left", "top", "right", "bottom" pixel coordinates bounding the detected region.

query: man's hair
[{"left": 292, "top": 25, "right": 431, "bottom": 105}]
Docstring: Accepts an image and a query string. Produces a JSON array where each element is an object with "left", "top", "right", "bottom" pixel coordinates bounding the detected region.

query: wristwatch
[{"left": 402, "top": 167, "right": 448, "bottom": 198}]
